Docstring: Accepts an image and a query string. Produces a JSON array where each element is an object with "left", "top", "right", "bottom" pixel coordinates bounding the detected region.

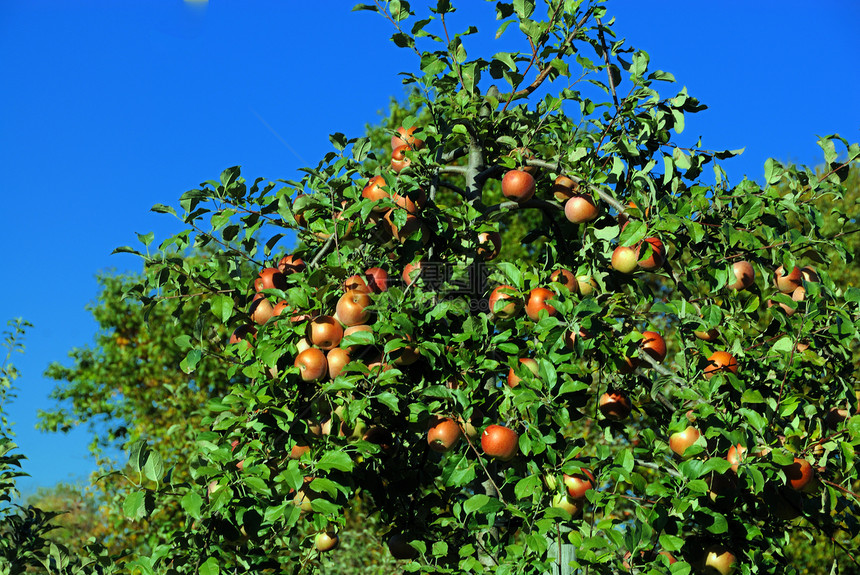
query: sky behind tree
[{"left": 1, "top": 1, "right": 857, "bottom": 495}]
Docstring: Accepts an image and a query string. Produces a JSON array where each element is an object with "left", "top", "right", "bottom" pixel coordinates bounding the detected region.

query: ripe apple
[
  {"left": 249, "top": 298, "right": 274, "bottom": 325},
  {"left": 481, "top": 424, "right": 518, "bottom": 460},
  {"left": 289, "top": 440, "right": 310, "bottom": 460},
  {"left": 390, "top": 337, "right": 420, "bottom": 366},
  {"left": 728, "top": 260, "right": 755, "bottom": 291},
  {"left": 278, "top": 255, "right": 306, "bottom": 275},
  {"left": 326, "top": 347, "right": 350, "bottom": 379},
  {"left": 477, "top": 231, "right": 502, "bottom": 260},
  {"left": 637, "top": 237, "right": 665, "bottom": 271},
  {"left": 507, "top": 358, "right": 539, "bottom": 388},
  {"left": 336, "top": 290, "right": 372, "bottom": 326},
  {"left": 255, "top": 267, "right": 287, "bottom": 292},
  {"left": 576, "top": 275, "right": 597, "bottom": 296},
  {"left": 669, "top": 426, "right": 701, "bottom": 458},
  {"left": 640, "top": 330, "right": 667, "bottom": 363},
  {"left": 315, "top": 531, "right": 339, "bottom": 552},
  {"left": 611, "top": 246, "right": 638, "bottom": 273},
  {"left": 774, "top": 265, "right": 803, "bottom": 293},
  {"left": 702, "top": 544, "right": 737, "bottom": 575},
  {"left": 551, "top": 492, "right": 584, "bottom": 517},
  {"left": 296, "top": 337, "right": 312, "bottom": 354},
  {"left": 391, "top": 126, "right": 424, "bottom": 151},
  {"left": 564, "top": 194, "right": 599, "bottom": 223},
  {"left": 501, "top": 169, "right": 535, "bottom": 203},
  {"left": 294, "top": 348, "right": 327, "bottom": 382},
  {"left": 726, "top": 444, "right": 747, "bottom": 473},
  {"left": 563, "top": 468, "right": 595, "bottom": 499},
  {"left": 229, "top": 324, "right": 256, "bottom": 347},
  {"left": 364, "top": 267, "right": 389, "bottom": 293},
  {"left": 550, "top": 268, "right": 576, "bottom": 291},
  {"left": 616, "top": 355, "right": 640, "bottom": 374},
  {"left": 704, "top": 351, "right": 739, "bottom": 379},
  {"left": 387, "top": 533, "right": 419, "bottom": 560},
  {"left": 599, "top": 390, "right": 632, "bottom": 420},
  {"left": 383, "top": 209, "right": 422, "bottom": 243},
  {"left": 800, "top": 266, "right": 819, "bottom": 283},
  {"left": 552, "top": 175, "right": 578, "bottom": 202},
  {"left": 402, "top": 261, "right": 421, "bottom": 286},
  {"left": 525, "top": 287, "right": 557, "bottom": 321},
  {"left": 488, "top": 285, "right": 523, "bottom": 319},
  {"left": 391, "top": 145, "right": 411, "bottom": 173},
  {"left": 308, "top": 315, "right": 344, "bottom": 350},
  {"left": 391, "top": 188, "right": 426, "bottom": 214},
  {"left": 782, "top": 457, "right": 814, "bottom": 491},
  {"left": 362, "top": 175, "right": 389, "bottom": 209},
  {"left": 427, "top": 416, "right": 461, "bottom": 453},
  {"left": 343, "top": 274, "right": 370, "bottom": 293}
]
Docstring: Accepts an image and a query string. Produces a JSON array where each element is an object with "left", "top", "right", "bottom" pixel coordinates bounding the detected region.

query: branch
[
  {"left": 595, "top": 18, "right": 626, "bottom": 135},
  {"left": 524, "top": 157, "right": 630, "bottom": 216}
]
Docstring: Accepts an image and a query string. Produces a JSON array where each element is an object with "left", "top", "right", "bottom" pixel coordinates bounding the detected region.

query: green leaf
[
  {"left": 123, "top": 491, "right": 146, "bottom": 521},
  {"left": 210, "top": 294, "right": 234, "bottom": 323},
  {"left": 514, "top": 474, "right": 541, "bottom": 501},
  {"left": 181, "top": 491, "right": 203, "bottom": 519},
  {"left": 150, "top": 204, "right": 175, "bottom": 215},
  {"left": 143, "top": 450, "right": 164, "bottom": 482},
  {"left": 199, "top": 557, "right": 220, "bottom": 575},
  {"left": 463, "top": 493, "right": 491, "bottom": 514},
  {"left": 317, "top": 451, "right": 353, "bottom": 473},
  {"left": 128, "top": 440, "right": 147, "bottom": 473},
  {"left": 180, "top": 349, "right": 202, "bottom": 374}
]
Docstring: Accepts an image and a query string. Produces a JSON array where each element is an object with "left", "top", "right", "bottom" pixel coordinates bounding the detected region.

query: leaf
[
  {"left": 128, "top": 440, "right": 147, "bottom": 473},
  {"left": 180, "top": 349, "right": 202, "bottom": 374},
  {"left": 150, "top": 203, "right": 175, "bottom": 215},
  {"left": 123, "top": 491, "right": 147, "bottom": 521},
  {"left": 317, "top": 451, "right": 353, "bottom": 473},
  {"left": 143, "top": 450, "right": 164, "bottom": 482},
  {"left": 209, "top": 294, "right": 234, "bottom": 323},
  {"left": 198, "top": 557, "right": 220, "bottom": 575},
  {"left": 181, "top": 491, "right": 203, "bottom": 519},
  {"left": 514, "top": 474, "right": 541, "bottom": 501},
  {"left": 463, "top": 493, "right": 491, "bottom": 514}
]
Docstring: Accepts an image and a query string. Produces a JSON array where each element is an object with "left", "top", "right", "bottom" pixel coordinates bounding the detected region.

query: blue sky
[{"left": 1, "top": 1, "right": 858, "bottom": 496}]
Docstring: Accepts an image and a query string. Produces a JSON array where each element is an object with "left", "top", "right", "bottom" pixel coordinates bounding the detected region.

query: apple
[
  {"left": 255, "top": 267, "right": 287, "bottom": 292},
  {"left": 552, "top": 175, "right": 579, "bottom": 201},
  {"left": 658, "top": 551, "right": 678, "bottom": 565},
  {"left": 289, "top": 439, "right": 310, "bottom": 460},
  {"left": 501, "top": 169, "right": 535, "bottom": 203},
  {"left": 364, "top": 267, "right": 389, "bottom": 293},
  {"left": 599, "top": 390, "right": 632, "bottom": 420},
  {"left": 326, "top": 347, "right": 350, "bottom": 380},
  {"left": 825, "top": 406, "right": 850, "bottom": 429},
  {"left": 387, "top": 533, "right": 419, "bottom": 560},
  {"left": 525, "top": 287, "right": 557, "bottom": 321},
  {"left": 704, "top": 351, "right": 739, "bottom": 379},
  {"left": 292, "top": 478, "right": 316, "bottom": 513},
  {"left": 391, "top": 188, "right": 426, "bottom": 214},
  {"left": 336, "top": 289, "right": 372, "bottom": 326},
  {"left": 616, "top": 355, "right": 640, "bottom": 374},
  {"left": 278, "top": 255, "right": 306, "bottom": 275},
  {"left": 637, "top": 237, "right": 665, "bottom": 271},
  {"left": 477, "top": 231, "right": 502, "bottom": 260},
  {"left": 694, "top": 327, "right": 720, "bottom": 342},
  {"left": 774, "top": 265, "right": 803, "bottom": 293},
  {"left": 291, "top": 193, "right": 308, "bottom": 228},
  {"left": 726, "top": 444, "right": 747, "bottom": 473},
  {"left": 669, "top": 426, "right": 701, "bottom": 458},
  {"left": 229, "top": 324, "right": 256, "bottom": 348},
  {"left": 383, "top": 209, "right": 422, "bottom": 244},
  {"left": 249, "top": 298, "right": 274, "bottom": 325},
  {"left": 507, "top": 358, "right": 539, "bottom": 388},
  {"left": 551, "top": 492, "right": 584, "bottom": 517},
  {"left": 308, "top": 315, "right": 344, "bottom": 350},
  {"left": 564, "top": 194, "right": 599, "bottom": 223},
  {"left": 391, "top": 126, "right": 424, "bottom": 151},
  {"left": 296, "top": 337, "right": 312, "bottom": 354},
  {"left": 728, "top": 260, "right": 755, "bottom": 291},
  {"left": 427, "top": 416, "right": 462, "bottom": 453},
  {"left": 576, "top": 275, "right": 597, "bottom": 296},
  {"left": 481, "top": 424, "right": 518, "bottom": 460},
  {"left": 294, "top": 348, "right": 327, "bottom": 382},
  {"left": 361, "top": 175, "right": 389, "bottom": 209},
  {"left": 563, "top": 468, "right": 595, "bottom": 499},
  {"left": 342, "top": 324, "right": 373, "bottom": 354},
  {"left": 344, "top": 274, "right": 370, "bottom": 293},
  {"left": 488, "top": 285, "right": 523, "bottom": 319},
  {"left": 782, "top": 457, "right": 814, "bottom": 491},
  {"left": 702, "top": 544, "right": 737, "bottom": 575},
  {"left": 315, "top": 531, "right": 339, "bottom": 552},
  {"left": 391, "top": 145, "right": 411, "bottom": 173},
  {"left": 402, "top": 261, "right": 422, "bottom": 286},
  {"left": 611, "top": 245, "right": 638, "bottom": 273},
  {"left": 640, "top": 330, "right": 667, "bottom": 363},
  {"left": 800, "top": 265, "right": 819, "bottom": 283},
  {"left": 549, "top": 268, "right": 576, "bottom": 291}
]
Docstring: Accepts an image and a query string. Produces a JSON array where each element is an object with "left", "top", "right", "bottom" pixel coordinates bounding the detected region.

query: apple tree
[{"left": 113, "top": 1, "right": 860, "bottom": 573}]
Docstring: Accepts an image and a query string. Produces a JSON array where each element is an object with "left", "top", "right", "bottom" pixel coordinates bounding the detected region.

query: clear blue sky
[{"left": 1, "top": 1, "right": 858, "bottom": 496}]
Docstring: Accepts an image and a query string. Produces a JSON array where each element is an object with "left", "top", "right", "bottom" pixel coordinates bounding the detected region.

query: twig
[{"left": 595, "top": 18, "right": 626, "bottom": 136}]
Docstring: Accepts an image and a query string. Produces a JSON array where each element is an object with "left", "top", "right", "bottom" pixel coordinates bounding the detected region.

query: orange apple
[
  {"left": 294, "top": 348, "right": 327, "bottom": 382},
  {"left": 402, "top": 261, "right": 422, "bottom": 286},
  {"left": 477, "top": 231, "right": 502, "bottom": 260},
  {"left": 640, "top": 330, "right": 667, "bottom": 363},
  {"left": 552, "top": 175, "right": 579, "bottom": 202},
  {"left": 361, "top": 175, "right": 389, "bottom": 209},
  {"left": 702, "top": 544, "right": 737, "bottom": 575},
  {"left": 391, "top": 126, "right": 424, "bottom": 151},
  {"left": 308, "top": 315, "right": 344, "bottom": 350},
  {"left": 563, "top": 468, "right": 595, "bottom": 499},
  {"left": 704, "top": 351, "right": 739, "bottom": 379},
  {"left": 507, "top": 358, "right": 539, "bottom": 388},
  {"left": 637, "top": 237, "right": 665, "bottom": 271},
  {"left": 278, "top": 255, "right": 306, "bottom": 275},
  {"left": 326, "top": 347, "right": 350, "bottom": 380},
  {"left": 576, "top": 275, "right": 597, "bottom": 296},
  {"left": 488, "top": 285, "right": 523, "bottom": 319},
  {"left": 669, "top": 426, "right": 701, "bottom": 458},
  {"left": 364, "top": 267, "right": 389, "bottom": 293},
  {"left": 550, "top": 268, "right": 577, "bottom": 291},
  {"left": 335, "top": 290, "right": 372, "bottom": 326},
  {"left": 782, "top": 457, "right": 814, "bottom": 491},
  {"left": 391, "top": 188, "right": 426, "bottom": 214},
  {"left": 525, "top": 287, "right": 557, "bottom": 321},
  {"left": 728, "top": 260, "right": 755, "bottom": 291},
  {"left": 255, "top": 267, "right": 287, "bottom": 292},
  {"left": 391, "top": 145, "right": 411, "bottom": 173},
  {"left": 250, "top": 298, "right": 274, "bottom": 325},
  {"left": 481, "top": 424, "right": 518, "bottom": 460},
  {"left": 726, "top": 444, "right": 747, "bottom": 473},
  {"left": 774, "top": 265, "right": 802, "bottom": 293},
  {"left": 599, "top": 390, "right": 632, "bottom": 420}
]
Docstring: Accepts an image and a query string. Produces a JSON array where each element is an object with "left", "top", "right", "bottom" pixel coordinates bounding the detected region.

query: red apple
[
  {"left": 326, "top": 347, "right": 350, "bottom": 380},
  {"left": 599, "top": 390, "right": 632, "bottom": 420},
  {"left": 391, "top": 188, "right": 426, "bottom": 214},
  {"left": 477, "top": 231, "right": 502, "bottom": 260},
  {"left": 640, "top": 330, "right": 667, "bottom": 363},
  {"left": 278, "top": 255, "right": 306, "bottom": 275},
  {"left": 637, "top": 237, "right": 665, "bottom": 271},
  {"left": 782, "top": 457, "right": 814, "bottom": 491},
  {"left": 551, "top": 492, "right": 584, "bottom": 517},
  {"left": 501, "top": 169, "right": 535, "bottom": 203},
  {"left": 507, "top": 358, "right": 539, "bottom": 388},
  {"left": 391, "top": 145, "right": 411, "bottom": 173},
  {"left": 774, "top": 265, "right": 803, "bottom": 293},
  {"left": 726, "top": 444, "right": 747, "bottom": 473},
  {"left": 552, "top": 175, "right": 578, "bottom": 202},
  {"left": 563, "top": 468, "right": 595, "bottom": 499},
  {"left": 481, "top": 424, "right": 518, "bottom": 460},
  {"left": 704, "top": 351, "right": 739, "bottom": 379},
  {"left": 427, "top": 416, "right": 462, "bottom": 453},
  {"left": 402, "top": 261, "right": 421, "bottom": 286},
  {"left": 488, "top": 285, "right": 522, "bottom": 319},
  {"left": 295, "top": 348, "right": 327, "bottom": 382},
  {"left": 550, "top": 268, "right": 576, "bottom": 291},
  {"left": 364, "top": 267, "right": 389, "bottom": 293},
  {"left": 362, "top": 175, "right": 389, "bottom": 209},
  {"left": 391, "top": 126, "right": 424, "bottom": 151},
  {"left": 255, "top": 267, "right": 287, "bottom": 292},
  {"left": 308, "top": 315, "right": 344, "bottom": 350},
  {"left": 249, "top": 298, "right": 274, "bottom": 325},
  {"left": 525, "top": 287, "right": 557, "bottom": 321},
  {"left": 335, "top": 290, "right": 372, "bottom": 327}
]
